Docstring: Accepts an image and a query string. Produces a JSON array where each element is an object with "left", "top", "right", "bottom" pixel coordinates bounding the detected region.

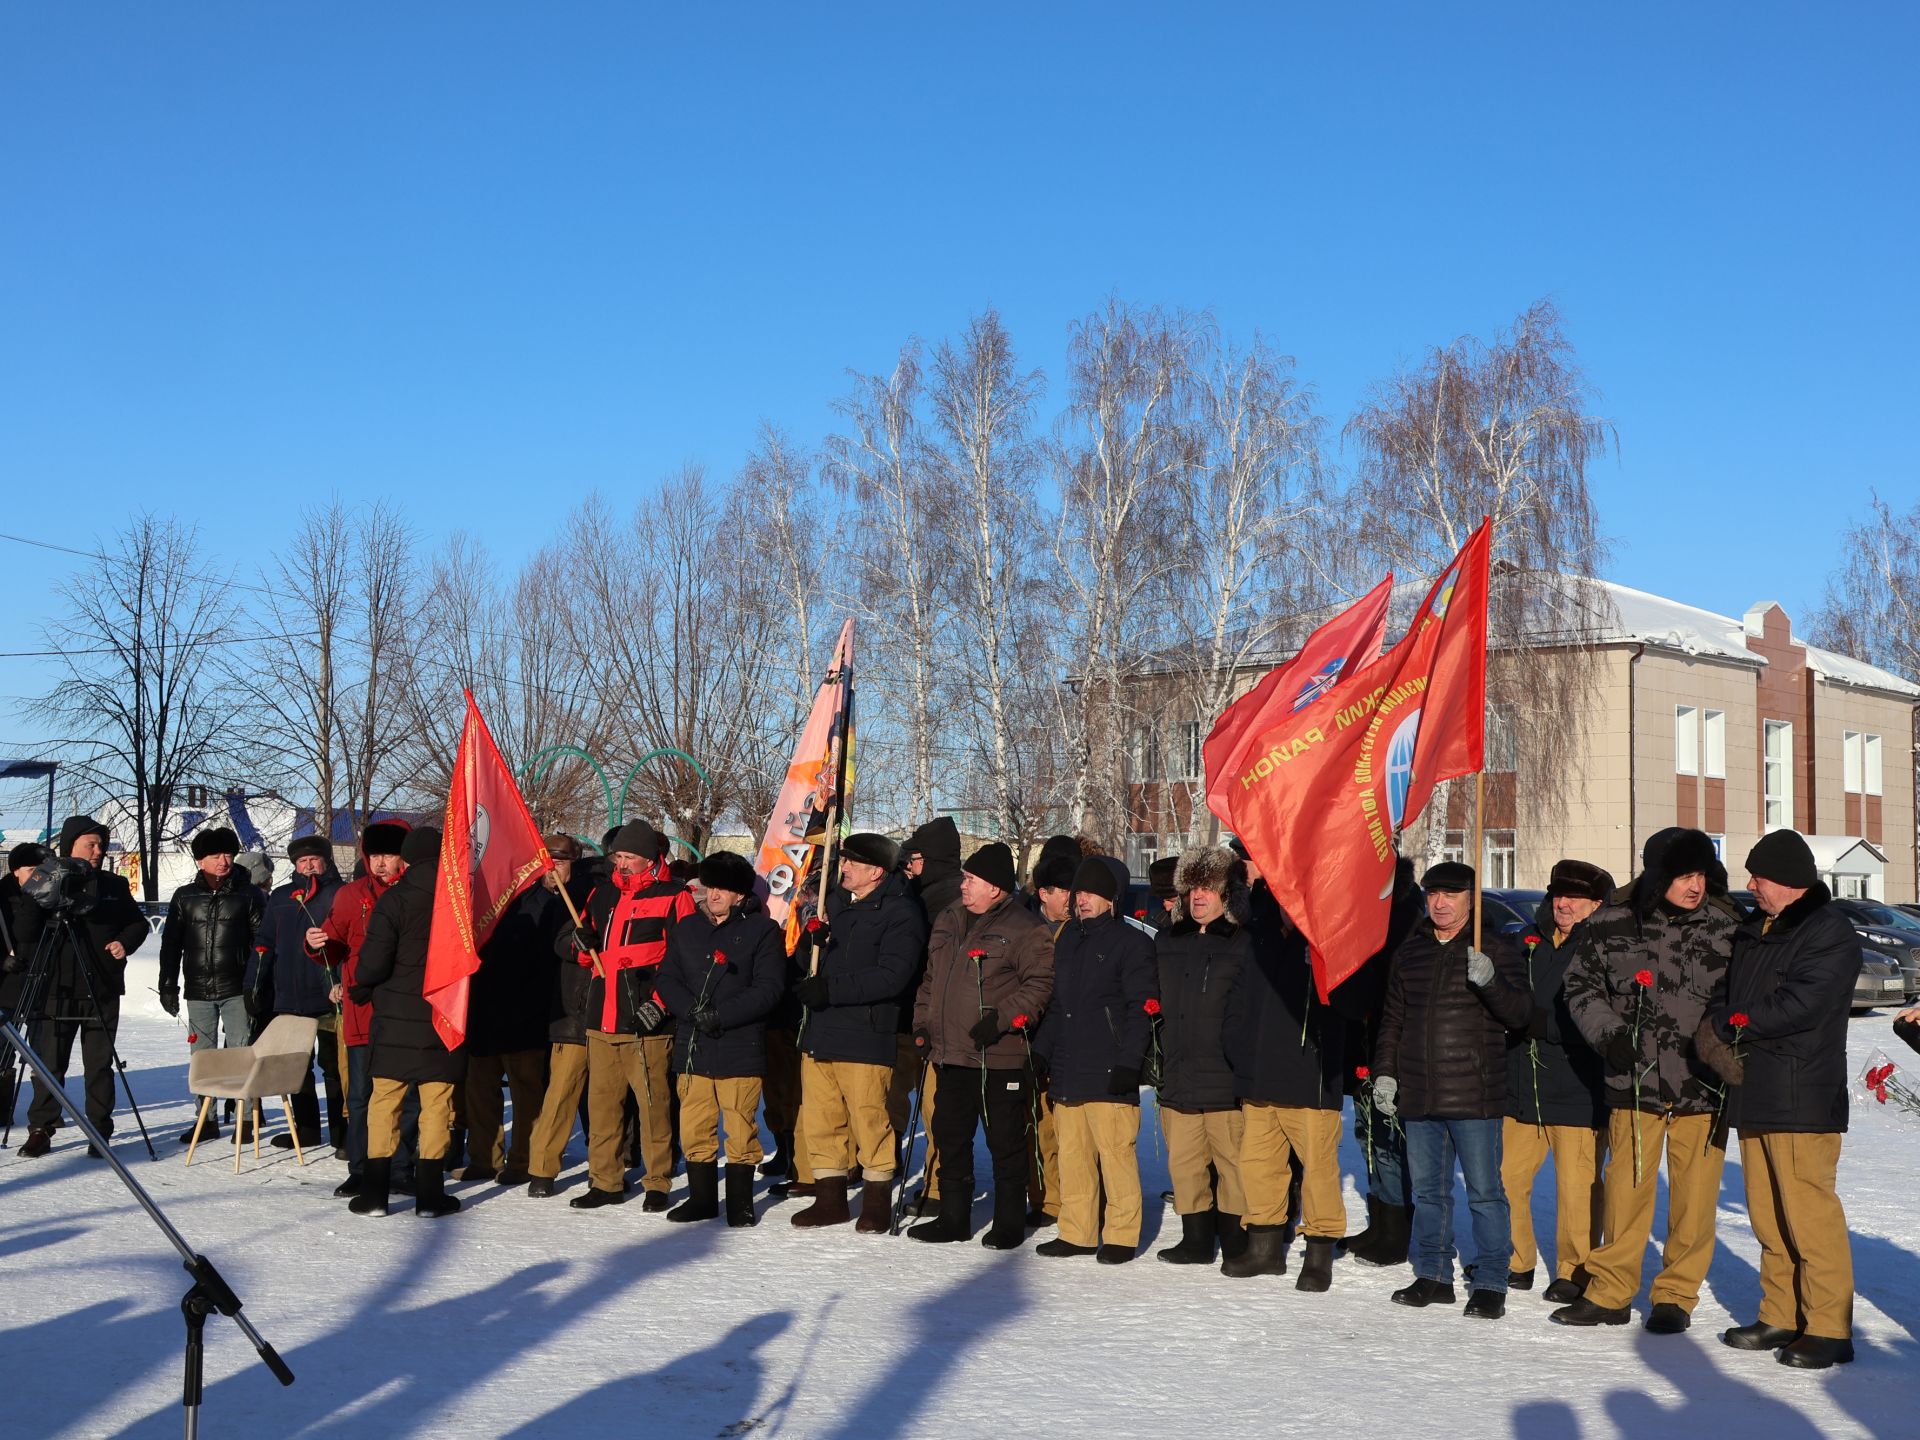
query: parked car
[
  {"left": 1854, "top": 949, "right": 1909, "bottom": 1012},
  {"left": 1830, "top": 899, "right": 1920, "bottom": 1002},
  {"left": 1482, "top": 889, "right": 1544, "bottom": 939}
]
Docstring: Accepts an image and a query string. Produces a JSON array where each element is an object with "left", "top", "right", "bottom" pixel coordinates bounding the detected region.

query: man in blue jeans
[{"left": 1372, "top": 863, "right": 1532, "bottom": 1318}]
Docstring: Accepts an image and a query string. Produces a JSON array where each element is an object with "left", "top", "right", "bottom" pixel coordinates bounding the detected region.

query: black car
[
  {"left": 1829, "top": 899, "right": 1920, "bottom": 1003},
  {"left": 1482, "top": 889, "right": 1546, "bottom": 939}
]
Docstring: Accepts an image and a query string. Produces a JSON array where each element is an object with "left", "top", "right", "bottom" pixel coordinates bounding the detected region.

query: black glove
[
  {"left": 1892, "top": 1015, "right": 1919, "bottom": 1056},
  {"left": 968, "top": 1009, "right": 1001, "bottom": 1048},
  {"left": 571, "top": 924, "right": 598, "bottom": 953},
  {"left": 633, "top": 998, "right": 667, "bottom": 1035},
  {"left": 1603, "top": 1027, "right": 1636, "bottom": 1072},
  {"left": 159, "top": 988, "right": 180, "bottom": 1018},
  {"left": 795, "top": 973, "right": 831, "bottom": 1010},
  {"left": 1106, "top": 1065, "right": 1142, "bottom": 1096},
  {"left": 244, "top": 987, "right": 270, "bottom": 1020},
  {"left": 693, "top": 1006, "right": 723, "bottom": 1037},
  {"left": 1526, "top": 1006, "right": 1554, "bottom": 1042},
  {"left": 912, "top": 1027, "right": 931, "bottom": 1052}
]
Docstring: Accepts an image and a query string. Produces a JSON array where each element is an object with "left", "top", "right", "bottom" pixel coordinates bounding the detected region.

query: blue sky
[{"left": 1, "top": 3, "right": 1914, "bottom": 813}]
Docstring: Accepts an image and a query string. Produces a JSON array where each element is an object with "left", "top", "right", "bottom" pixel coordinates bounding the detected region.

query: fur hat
[
  {"left": 8, "top": 842, "right": 44, "bottom": 871},
  {"left": 401, "top": 826, "right": 443, "bottom": 867},
  {"left": 191, "top": 826, "right": 241, "bottom": 861},
  {"left": 362, "top": 820, "right": 411, "bottom": 857},
  {"left": 697, "top": 850, "right": 759, "bottom": 895},
  {"left": 287, "top": 835, "right": 332, "bottom": 863},
  {"left": 1148, "top": 856, "right": 1179, "bottom": 899},
  {"left": 1072, "top": 855, "right": 1121, "bottom": 903},
  {"left": 1032, "top": 851, "right": 1077, "bottom": 892},
  {"left": 840, "top": 832, "right": 898, "bottom": 871},
  {"left": 963, "top": 842, "right": 1017, "bottom": 894},
  {"left": 1175, "top": 844, "right": 1245, "bottom": 898},
  {"left": 1546, "top": 858, "right": 1614, "bottom": 901}
]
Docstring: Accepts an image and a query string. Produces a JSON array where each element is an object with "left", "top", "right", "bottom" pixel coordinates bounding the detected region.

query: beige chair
[{"left": 184, "top": 1014, "right": 321, "bottom": 1171}]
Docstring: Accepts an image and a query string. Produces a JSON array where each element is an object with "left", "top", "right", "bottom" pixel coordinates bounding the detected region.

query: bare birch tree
[{"left": 1812, "top": 492, "right": 1920, "bottom": 795}]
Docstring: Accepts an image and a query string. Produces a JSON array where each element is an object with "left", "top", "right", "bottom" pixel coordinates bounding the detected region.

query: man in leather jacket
[{"left": 159, "top": 826, "right": 264, "bottom": 1142}]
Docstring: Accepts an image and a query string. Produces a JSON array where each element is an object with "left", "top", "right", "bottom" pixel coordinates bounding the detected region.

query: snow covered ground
[{"left": 3, "top": 956, "right": 1916, "bottom": 1439}]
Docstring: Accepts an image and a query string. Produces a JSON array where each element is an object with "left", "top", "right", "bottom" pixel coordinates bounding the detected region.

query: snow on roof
[
  {"left": 1801, "top": 642, "right": 1920, "bottom": 699},
  {"left": 1804, "top": 835, "right": 1887, "bottom": 873}
]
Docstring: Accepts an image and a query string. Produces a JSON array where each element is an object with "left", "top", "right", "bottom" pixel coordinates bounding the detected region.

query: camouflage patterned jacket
[{"left": 1564, "top": 894, "right": 1740, "bottom": 1116}]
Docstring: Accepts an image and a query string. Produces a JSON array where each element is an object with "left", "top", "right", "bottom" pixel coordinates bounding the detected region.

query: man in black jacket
[
  {"left": 1711, "top": 830, "right": 1862, "bottom": 1369},
  {"left": 11, "top": 817, "right": 148, "bottom": 1157},
  {"left": 524, "top": 835, "right": 597, "bottom": 1198},
  {"left": 895, "top": 817, "right": 964, "bottom": 1215},
  {"left": 1500, "top": 858, "right": 1614, "bottom": 1304},
  {"left": 244, "top": 835, "right": 345, "bottom": 1151},
  {"left": 159, "top": 828, "right": 264, "bottom": 1137},
  {"left": 1374, "top": 862, "right": 1532, "bottom": 1318},
  {"left": 463, "top": 881, "right": 557, "bottom": 1186}
]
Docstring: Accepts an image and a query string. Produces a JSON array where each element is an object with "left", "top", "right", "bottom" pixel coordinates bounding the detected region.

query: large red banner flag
[
  {"left": 756, "top": 618, "right": 854, "bottom": 944},
  {"left": 424, "top": 691, "right": 554, "bottom": 1049},
  {"left": 1232, "top": 518, "right": 1491, "bottom": 998},
  {"left": 1202, "top": 574, "right": 1396, "bottom": 833}
]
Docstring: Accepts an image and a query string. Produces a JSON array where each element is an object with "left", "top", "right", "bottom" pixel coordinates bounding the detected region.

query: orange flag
[
  {"left": 756, "top": 619, "right": 854, "bottom": 949},
  {"left": 424, "top": 692, "right": 554, "bottom": 1049},
  {"left": 1202, "top": 574, "right": 1395, "bottom": 833},
  {"left": 1233, "top": 519, "right": 1491, "bottom": 997}
]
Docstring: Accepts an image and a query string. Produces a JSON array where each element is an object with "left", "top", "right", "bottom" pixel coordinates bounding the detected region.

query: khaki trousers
[
  {"left": 1240, "top": 1102, "right": 1344, "bottom": 1237},
  {"left": 585, "top": 1030, "right": 674, "bottom": 1194},
  {"left": 678, "top": 1075, "right": 766, "bottom": 1166},
  {"left": 465, "top": 1050, "right": 548, "bottom": 1173},
  {"left": 1584, "top": 1109, "right": 1724, "bottom": 1312},
  {"left": 527, "top": 1043, "right": 588, "bottom": 1180},
  {"left": 1501, "top": 1118, "right": 1607, "bottom": 1279},
  {"left": 369, "top": 1078, "right": 454, "bottom": 1162},
  {"left": 1056, "top": 1100, "right": 1143, "bottom": 1247},
  {"left": 1741, "top": 1130, "right": 1853, "bottom": 1339},
  {"left": 801, "top": 1055, "right": 896, "bottom": 1180},
  {"left": 1163, "top": 1106, "right": 1247, "bottom": 1216}
]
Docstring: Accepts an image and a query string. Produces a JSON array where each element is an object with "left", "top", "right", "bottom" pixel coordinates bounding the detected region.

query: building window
[
  {"left": 1846, "top": 731, "right": 1884, "bottom": 797},
  {"left": 1132, "top": 726, "right": 1161, "bottom": 781},
  {"left": 1181, "top": 721, "right": 1203, "bottom": 781},
  {"left": 1844, "top": 731, "right": 1863, "bottom": 793},
  {"left": 1865, "top": 733, "right": 1883, "bottom": 796},
  {"left": 1483, "top": 829, "right": 1516, "bottom": 888},
  {"left": 1703, "top": 710, "right": 1725, "bottom": 779},
  {"left": 1675, "top": 706, "right": 1698, "bottom": 775},
  {"left": 1708, "top": 833, "right": 1726, "bottom": 859},
  {"left": 1486, "top": 704, "right": 1518, "bottom": 772},
  {"left": 1834, "top": 874, "right": 1868, "bottom": 900},
  {"left": 1127, "top": 834, "right": 1158, "bottom": 880},
  {"left": 1763, "top": 720, "right": 1793, "bottom": 830},
  {"left": 1441, "top": 830, "right": 1467, "bottom": 866}
]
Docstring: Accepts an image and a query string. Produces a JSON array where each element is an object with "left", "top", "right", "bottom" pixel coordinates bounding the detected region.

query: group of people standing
[{"left": 5, "top": 808, "right": 1912, "bottom": 1375}]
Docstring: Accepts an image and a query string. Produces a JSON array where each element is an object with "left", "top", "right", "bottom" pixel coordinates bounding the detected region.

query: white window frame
[
  {"left": 1844, "top": 730, "right": 1863, "bottom": 793},
  {"left": 1703, "top": 710, "right": 1725, "bottom": 779},
  {"left": 1864, "top": 733, "right": 1883, "bottom": 796},
  {"left": 1181, "top": 720, "right": 1203, "bottom": 781},
  {"left": 1763, "top": 720, "right": 1793, "bottom": 831},
  {"left": 1483, "top": 829, "right": 1517, "bottom": 888},
  {"left": 1675, "top": 705, "right": 1699, "bottom": 776},
  {"left": 1133, "top": 726, "right": 1161, "bottom": 782}
]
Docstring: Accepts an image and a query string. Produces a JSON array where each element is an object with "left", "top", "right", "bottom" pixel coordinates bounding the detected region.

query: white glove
[
  {"left": 1466, "top": 949, "right": 1494, "bottom": 987},
  {"left": 1373, "top": 1074, "right": 1398, "bottom": 1118}
]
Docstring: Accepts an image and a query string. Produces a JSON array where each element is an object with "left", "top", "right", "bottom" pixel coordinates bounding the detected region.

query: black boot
[
  {"left": 527, "top": 1176, "right": 556, "bottom": 1199},
  {"left": 1338, "top": 1193, "right": 1380, "bottom": 1255},
  {"left": 1550, "top": 1296, "right": 1631, "bottom": 1326},
  {"left": 1157, "top": 1211, "right": 1217, "bottom": 1265},
  {"left": 1778, "top": 1335, "right": 1854, "bottom": 1368},
  {"left": 349, "top": 1158, "right": 392, "bottom": 1217},
  {"left": 908, "top": 1187, "right": 972, "bottom": 1243},
  {"left": 1221, "top": 1223, "right": 1288, "bottom": 1278},
  {"left": 1035, "top": 1237, "right": 1099, "bottom": 1257},
  {"left": 790, "top": 1175, "right": 852, "bottom": 1228},
  {"left": 1296, "top": 1237, "right": 1336, "bottom": 1292},
  {"left": 568, "top": 1186, "right": 628, "bottom": 1209},
  {"left": 1352, "top": 1203, "right": 1412, "bottom": 1266},
  {"left": 725, "top": 1163, "right": 758, "bottom": 1227},
  {"left": 1542, "top": 1276, "right": 1585, "bottom": 1304},
  {"left": 668, "top": 1161, "right": 721, "bottom": 1222},
  {"left": 1721, "top": 1321, "right": 1798, "bottom": 1351},
  {"left": 1096, "top": 1243, "right": 1136, "bottom": 1265},
  {"left": 1508, "top": 1267, "right": 1536, "bottom": 1291},
  {"left": 1391, "top": 1277, "right": 1456, "bottom": 1307},
  {"left": 1645, "top": 1303, "right": 1690, "bottom": 1334},
  {"left": 979, "top": 1183, "right": 1028, "bottom": 1250},
  {"left": 759, "top": 1134, "right": 792, "bottom": 1178},
  {"left": 180, "top": 1118, "right": 219, "bottom": 1145},
  {"left": 413, "top": 1159, "right": 461, "bottom": 1218},
  {"left": 332, "top": 1174, "right": 362, "bottom": 1198},
  {"left": 1464, "top": 1288, "right": 1507, "bottom": 1319},
  {"left": 444, "top": 1126, "right": 467, "bottom": 1175},
  {"left": 1216, "top": 1211, "right": 1249, "bottom": 1263}
]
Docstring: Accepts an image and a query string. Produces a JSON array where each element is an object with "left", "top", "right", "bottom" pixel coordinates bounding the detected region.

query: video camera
[{"left": 23, "top": 855, "right": 97, "bottom": 918}]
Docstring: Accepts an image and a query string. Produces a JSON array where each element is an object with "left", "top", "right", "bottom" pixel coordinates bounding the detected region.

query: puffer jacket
[
  {"left": 1723, "top": 884, "right": 1861, "bottom": 1134},
  {"left": 800, "top": 871, "right": 926, "bottom": 1066},
  {"left": 1155, "top": 914, "right": 1251, "bottom": 1112},
  {"left": 8, "top": 860, "right": 147, "bottom": 1008},
  {"left": 159, "top": 871, "right": 264, "bottom": 1003},
  {"left": 351, "top": 860, "right": 465, "bottom": 1085},
  {"left": 1504, "top": 901, "right": 1609, "bottom": 1129},
  {"left": 558, "top": 860, "right": 695, "bottom": 1036},
  {"left": 243, "top": 872, "right": 342, "bottom": 1018},
  {"left": 656, "top": 895, "right": 786, "bottom": 1078},
  {"left": 468, "top": 885, "right": 562, "bottom": 1057},
  {"left": 916, "top": 892, "right": 1054, "bottom": 1068},
  {"left": 1566, "top": 889, "right": 1739, "bottom": 1116},
  {"left": 1035, "top": 860, "right": 1158, "bottom": 1104},
  {"left": 1374, "top": 920, "right": 1531, "bottom": 1120},
  {"left": 1223, "top": 885, "right": 1357, "bottom": 1111}
]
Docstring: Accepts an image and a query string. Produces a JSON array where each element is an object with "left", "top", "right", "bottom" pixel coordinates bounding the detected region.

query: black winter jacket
[
  {"left": 1036, "top": 879, "right": 1158, "bottom": 1104},
  {"left": 1223, "top": 887, "right": 1356, "bottom": 1111},
  {"left": 802, "top": 872, "right": 926, "bottom": 1066},
  {"left": 8, "top": 862, "right": 147, "bottom": 1010},
  {"left": 656, "top": 897, "right": 786, "bottom": 1078},
  {"left": 243, "top": 874, "right": 342, "bottom": 1018},
  {"left": 1504, "top": 904, "right": 1609, "bottom": 1129},
  {"left": 545, "top": 874, "right": 597, "bottom": 1046},
  {"left": 1724, "top": 884, "right": 1861, "bottom": 1134},
  {"left": 159, "top": 871, "right": 263, "bottom": 1003},
  {"left": 1155, "top": 915, "right": 1251, "bottom": 1111},
  {"left": 1375, "top": 921, "right": 1531, "bottom": 1120},
  {"left": 468, "top": 886, "right": 561, "bottom": 1056},
  {"left": 351, "top": 862, "right": 465, "bottom": 1085}
]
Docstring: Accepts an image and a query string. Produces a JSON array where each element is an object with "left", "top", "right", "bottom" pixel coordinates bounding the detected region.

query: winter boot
[
  {"left": 1549, "top": 1296, "right": 1631, "bottom": 1326},
  {"left": 668, "top": 1161, "right": 721, "bottom": 1223},
  {"left": 1390, "top": 1277, "right": 1456, "bottom": 1308},
  {"left": 979, "top": 1183, "right": 1028, "bottom": 1250},
  {"left": 790, "top": 1175, "right": 852, "bottom": 1228},
  {"left": 17, "top": 1127, "right": 52, "bottom": 1158},
  {"left": 497, "top": 1166, "right": 529, "bottom": 1186},
  {"left": 1778, "top": 1336, "right": 1854, "bottom": 1369},
  {"left": 271, "top": 1128, "right": 322, "bottom": 1152},
  {"left": 725, "top": 1163, "right": 758, "bottom": 1227},
  {"left": 768, "top": 1176, "right": 812, "bottom": 1200},
  {"left": 1508, "top": 1267, "right": 1535, "bottom": 1291},
  {"left": 348, "top": 1158, "right": 392, "bottom": 1217},
  {"left": 1464, "top": 1289, "right": 1507, "bottom": 1319},
  {"left": 641, "top": 1190, "right": 671, "bottom": 1213},
  {"left": 1352, "top": 1203, "right": 1412, "bottom": 1266},
  {"left": 1721, "top": 1322, "right": 1797, "bottom": 1351},
  {"left": 526, "top": 1176, "right": 556, "bottom": 1199},
  {"left": 1035, "top": 1238, "right": 1098, "bottom": 1257},
  {"left": 855, "top": 1177, "right": 894, "bottom": 1234},
  {"left": 1216, "top": 1211, "right": 1250, "bottom": 1263},
  {"left": 1645, "top": 1303, "right": 1690, "bottom": 1334},
  {"left": 1157, "top": 1210, "right": 1217, "bottom": 1265},
  {"left": 1296, "top": 1237, "right": 1337, "bottom": 1292},
  {"left": 568, "top": 1186, "right": 628, "bottom": 1209},
  {"left": 1542, "top": 1276, "right": 1585, "bottom": 1305},
  {"left": 1221, "top": 1223, "right": 1288, "bottom": 1278},
  {"left": 908, "top": 1187, "right": 972, "bottom": 1243},
  {"left": 459, "top": 1163, "right": 499, "bottom": 1183},
  {"left": 332, "top": 1174, "right": 362, "bottom": 1198},
  {"left": 1337, "top": 1193, "right": 1380, "bottom": 1255},
  {"left": 180, "top": 1118, "right": 219, "bottom": 1145},
  {"left": 444, "top": 1126, "right": 468, "bottom": 1175},
  {"left": 1096, "top": 1243, "right": 1136, "bottom": 1265},
  {"left": 413, "top": 1159, "right": 462, "bottom": 1218}
]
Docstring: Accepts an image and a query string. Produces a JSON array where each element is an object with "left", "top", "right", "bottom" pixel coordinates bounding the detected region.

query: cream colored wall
[
  {"left": 1811, "top": 679, "right": 1918, "bottom": 900},
  {"left": 1514, "top": 648, "right": 1635, "bottom": 886}
]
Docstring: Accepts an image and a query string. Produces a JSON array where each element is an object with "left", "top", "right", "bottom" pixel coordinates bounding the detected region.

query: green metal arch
[{"left": 520, "top": 745, "right": 616, "bottom": 830}]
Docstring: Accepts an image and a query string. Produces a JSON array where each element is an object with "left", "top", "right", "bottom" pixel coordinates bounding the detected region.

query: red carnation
[
  {"left": 967, "top": 948, "right": 986, "bottom": 962},
  {"left": 712, "top": 950, "right": 728, "bottom": 966},
  {"left": 1867, "top": 1062, "right": 1895, "bottom": 1088},
  {"left": 187, "top": 1032, "right": 198, "bottom": 1045},
  {"left": 1634, "top": 969, "right": 1654, "bottom": 988},
  {"left": 1134, "top": 908, "right": 1147, "bottom": 920},
  {"left": 1523, "top": 934, "right": 1542, "bottom": 947},
  {"left": 1355, "top": 1065, "right": 1370, "bottom": 1080},
  {"left": 1143, "top": 998, "right": 1162, "bottom": 1017},
  {"left": 804, "top": 916, "right": 823, "bottom": 934},
  {"left": 1729, "top": 1011, "right": 1750, "bottom": 1029},
  {"left": 1012, "top": 1014, "right": 1031, "bottom": 1031}
]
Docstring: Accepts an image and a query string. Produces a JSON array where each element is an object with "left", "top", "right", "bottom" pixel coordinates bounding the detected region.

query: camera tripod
[
  {"left": 0, "top": 1015, "right": 295, "bottom": 1438},
  {"left": 1, "top": 907, "right": 157, "bottom": 1160}
]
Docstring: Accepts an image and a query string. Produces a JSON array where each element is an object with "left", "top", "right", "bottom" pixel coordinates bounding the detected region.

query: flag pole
[
  {"left": 810, "top": 657, "right": 852, "bottom": 976},
  {"left": 1471, "top": 769, "right": 1486, "bottom": 950}
]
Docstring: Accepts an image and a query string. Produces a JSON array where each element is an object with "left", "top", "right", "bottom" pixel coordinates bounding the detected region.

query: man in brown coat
[{"left": 907, "top": 842, "right": 1054, "bottom": 1248}]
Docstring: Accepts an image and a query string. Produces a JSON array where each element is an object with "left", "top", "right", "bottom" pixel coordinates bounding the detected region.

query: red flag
[
  {"left": 424, "top": 692, "right": 554, "bottom": 1049},
  {"left": 1232, "top": 519, "right": 1491, "bottom": 998},
  {"left": 1202, "top": 575, "right": 1395, "bottom": 832}
]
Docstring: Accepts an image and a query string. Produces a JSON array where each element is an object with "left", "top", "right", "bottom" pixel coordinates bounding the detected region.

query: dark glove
[
  {"left": 1106, "top": 1065, "right": 1142, "bottom": 1096},
  {"left": 795, "top": 973, "right": 831, "bottom": 1010},
  {"left": 244, "top": 987, "right": 270, "bottom": 1020},
  {"left": 159, "top": 988, "right": 180, "bottom": 1018},
  {"left": 1891, "top": 1014, "right": 1919, "bottom": 1056},
  {"left": 913, "top": 1027, "right": 931, "bottom": 1052},
  {"left": 968, "top": 1009, "right": 1001, "bottom": 1048},
  {"left": 693, "top": 1007, "right": 723, "bottom": 1038},
  {"left": 1603, "top": 1027, "right": 1637, "bottom": 1073},
  {"left": 1693, "top": 1014, "right": 1743, "bottom": 1086},
  {"left": 1526, "top": 1006, "right": 1554, "bottom": 1042},
  {"left": 571, "top": 924, "right": 598, "bottom": 953},
  {"left": 633, "top": 998, "right": 667, "bottom": 1035}
]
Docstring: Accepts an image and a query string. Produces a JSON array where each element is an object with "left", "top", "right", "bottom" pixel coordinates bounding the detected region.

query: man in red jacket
[{"left": 308, "top": 820, "right": 411, "bottom": 1198}]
